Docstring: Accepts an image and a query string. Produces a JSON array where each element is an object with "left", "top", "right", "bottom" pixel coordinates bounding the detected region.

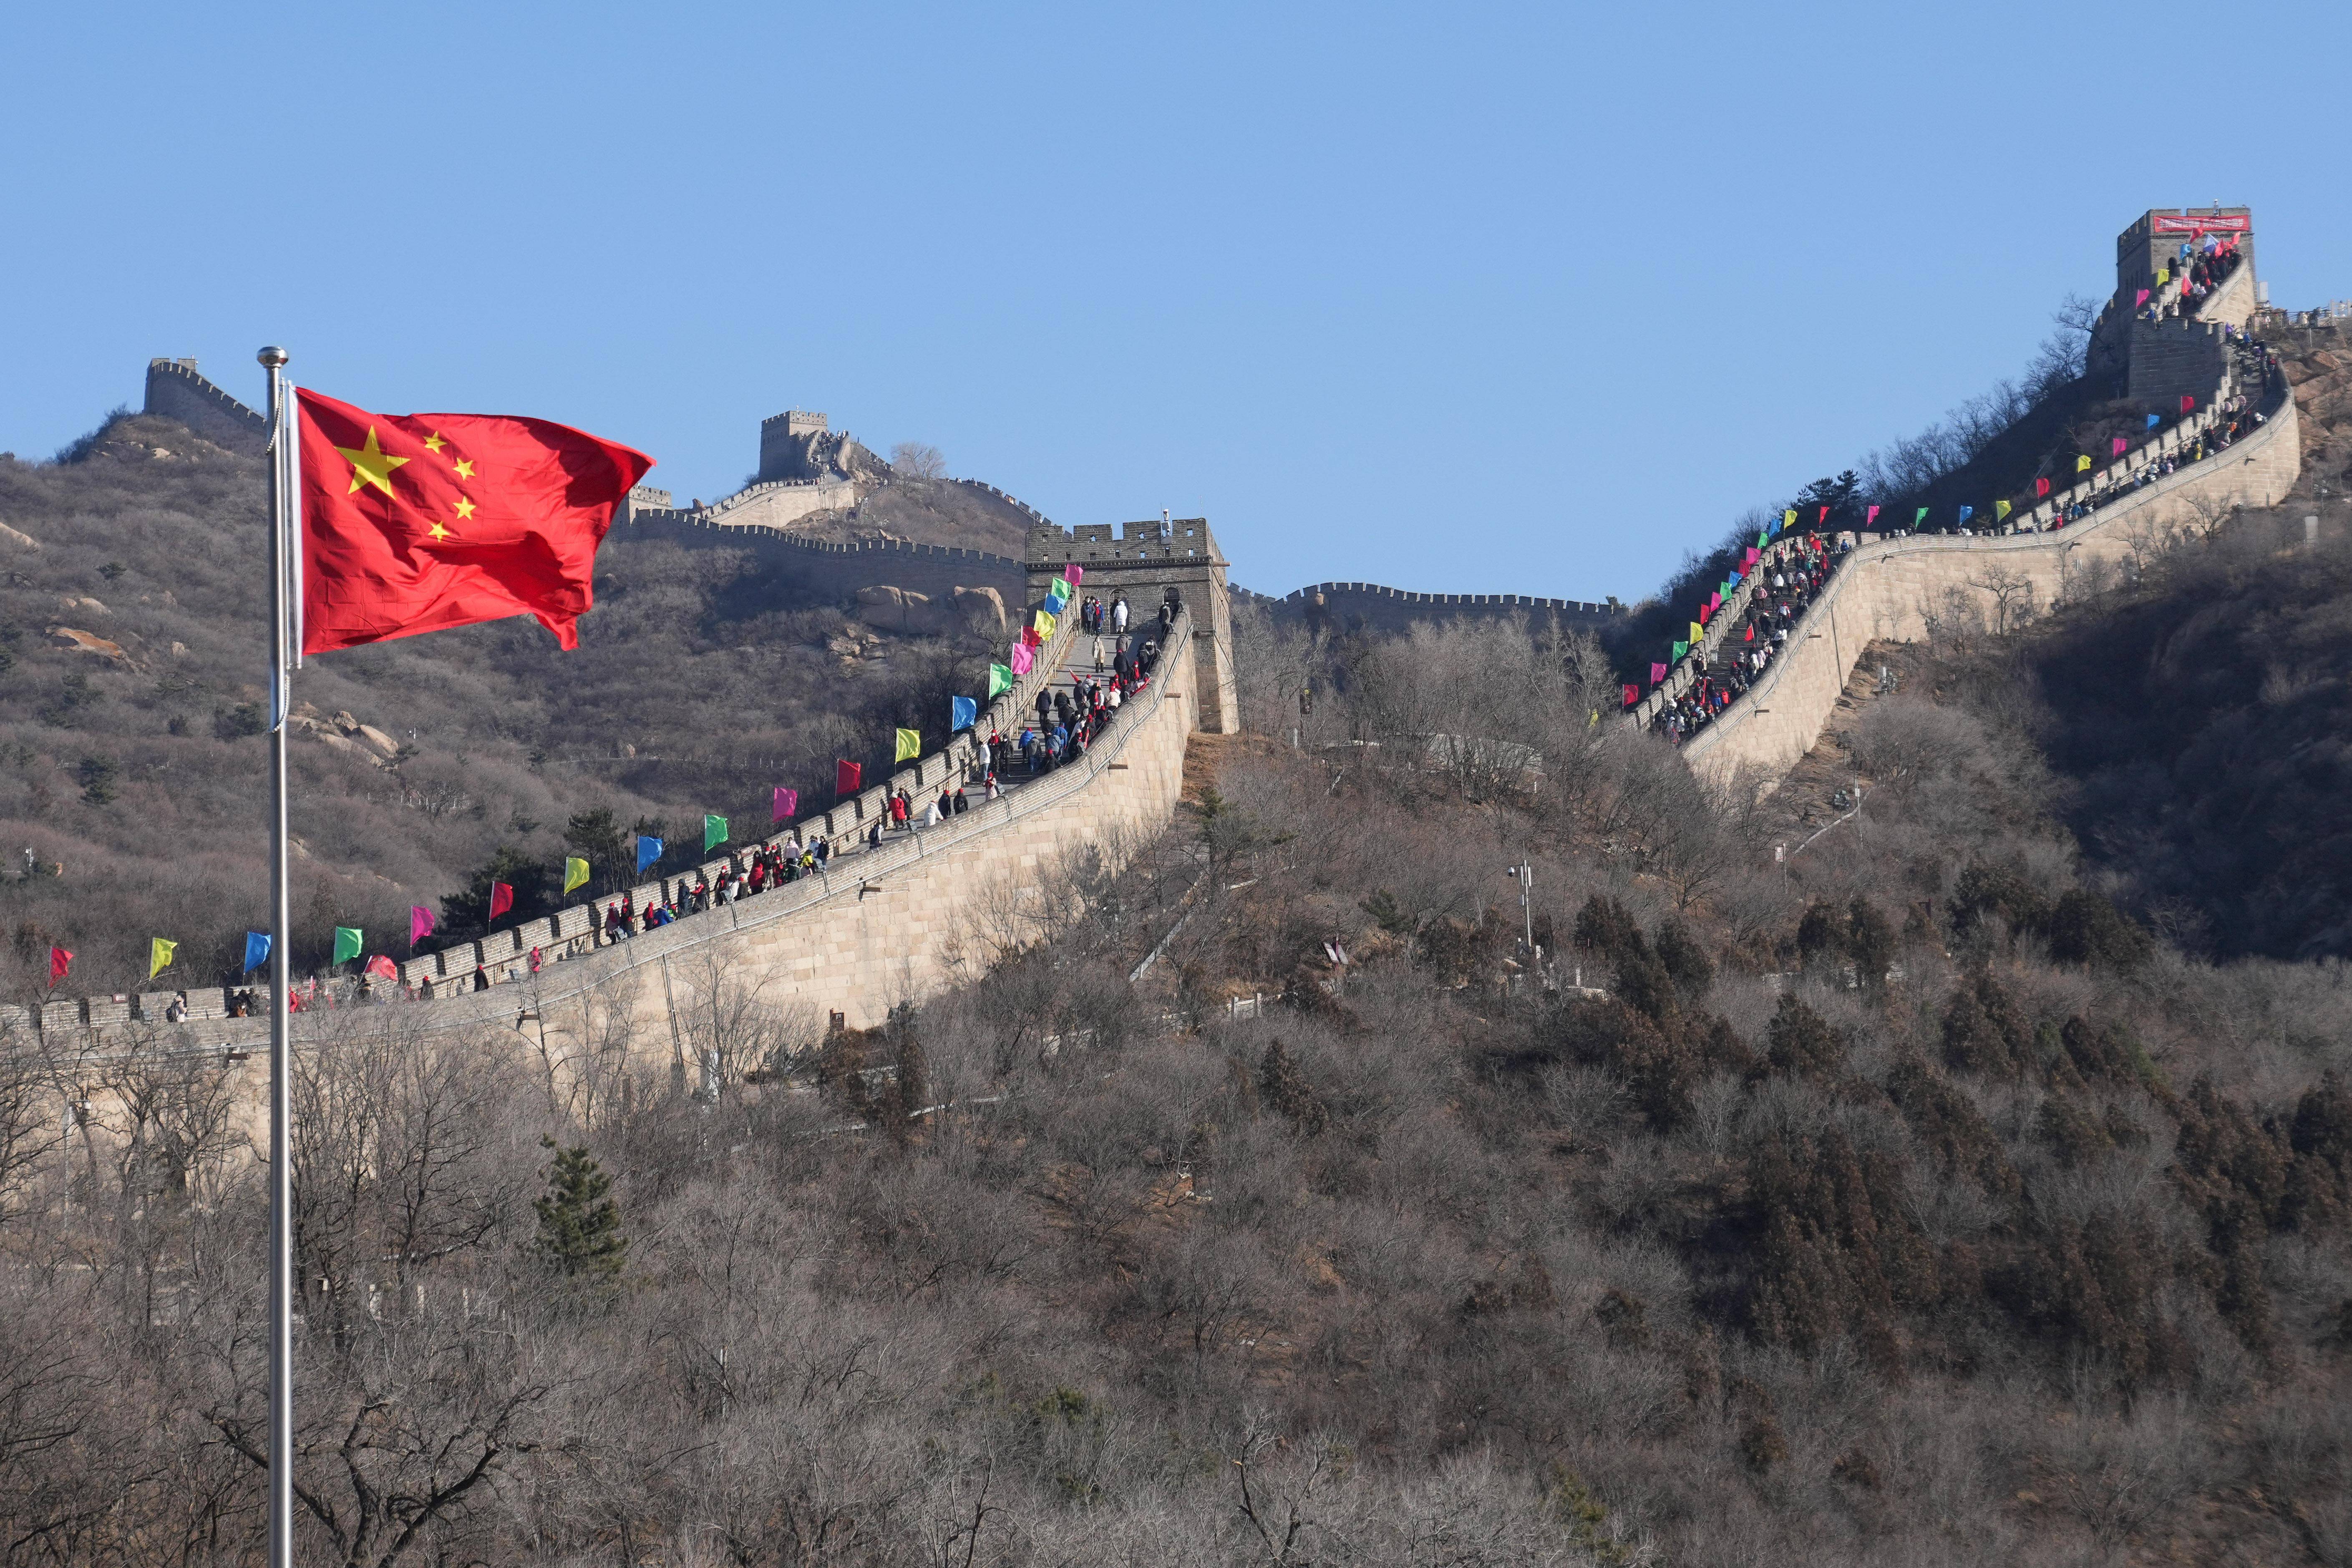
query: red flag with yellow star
[{"left": 295, "top": 388, "right": 652, "bottom": 653}]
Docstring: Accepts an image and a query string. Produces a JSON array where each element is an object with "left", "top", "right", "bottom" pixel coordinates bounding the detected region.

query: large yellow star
[
  {"left": 335, "top": 426, "right": 410, "bottom": 498},
  {"left": 453, "top": 458, "right": 476, "bottom": 480},
  {"left": 452, "top": 495, "right": 477, "bottom": 520}
]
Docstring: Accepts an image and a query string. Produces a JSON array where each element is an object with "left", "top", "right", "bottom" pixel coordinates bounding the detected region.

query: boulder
[
  {"left": 356, "top": 724, "right": 401, "bottom": 758},
  {"left": 854, "top": 585, "right": 955, "bottom": 635},
  {"left": 46, "top": 627, "right": 132, "bottom": 665},
  {"left": 0, "top": 520, "right": 38, "bottom": 550},
  {"left": 314, "top": 730, "right": 382, "bottom": 766},
  {"left": 954, "top": 585, "right": 1007, "bottom": 638}
]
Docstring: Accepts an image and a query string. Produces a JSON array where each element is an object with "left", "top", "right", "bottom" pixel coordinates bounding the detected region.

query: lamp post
[{"left": 1503, "top": 861, "right": 1534, "bottom": 957}]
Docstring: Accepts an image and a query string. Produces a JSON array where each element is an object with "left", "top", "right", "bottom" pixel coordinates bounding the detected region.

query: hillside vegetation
[
  {"left": 0, "top": 413, "right": 995, "bottom": 993},
  {"left": 7, "top": 609, "right": 2350, "bottom": 1566}
]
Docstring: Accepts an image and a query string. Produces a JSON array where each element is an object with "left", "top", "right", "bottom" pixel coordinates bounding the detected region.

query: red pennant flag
[
  {"left": 296, "top": 388, "right": 652, "bottom": 653},
  {"left": 836, "top": 759, "right": 862, "bottom": 796},
  {"left": 2035, "top": 477, "right": 2050, "bottom": 498},
  {"left": 1817, "top": 506, "right": 1829, "bottom": 524},
  {"left": 1621, "top": 684, "right": 1638, "bottom": 708},
  {"left": 489, "top": 881, "right": 514, "bottom": 920},
  {"left": 48, "top": 946, "right": 71, "bottom": 985},
  {"left": 2179, "top": 394, "right": 2195, "bottom": 413},
  {"left": 364, "top": 954, "right": 399, "bottom": 980},
  {"left": 1743, "top": 624, "right": 1754, "bottom": 643}
]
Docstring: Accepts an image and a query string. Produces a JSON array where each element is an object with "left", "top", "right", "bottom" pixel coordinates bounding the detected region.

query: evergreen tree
[{"left": 534, "top": 1137, "right": 627, "bottom": 1283}]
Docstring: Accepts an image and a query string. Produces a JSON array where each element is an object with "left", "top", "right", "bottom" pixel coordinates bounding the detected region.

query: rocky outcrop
[
  {"left": 953, "top": 585, "right": 1006, "bottom": 638},
  {"left": 46, "top": 627, "right": 133, "bottom": 666}
]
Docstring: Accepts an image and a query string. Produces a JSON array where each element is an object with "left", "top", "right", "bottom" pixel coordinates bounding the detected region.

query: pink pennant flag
[
  {"left": 1707, "top": 591, "right": 1722, "bottom": 612},
  {"left": 1010, "top": 642, "right": 1034, "bottom": 676},
  {"left": 2135, "top": 287, "right": 2151, "bottom": 307},
  {"left": 1650, "top": 662, "right": 1667, "bottom": 685},
  {"left": 2112, "top": 436, "right": 2127, "bottom": 456},
  {"left": 1743, "top": 547, "right": 1759, "bottom": 566},
  {"left": 772, "top": 786, "right": 798, "bottom": 823},
  {"left": 1064, "top": 563, "right": 1083, "bottom": 586},
  {"left": 410, "top": 905, "right": 435, "bottom": 946},
  {"left": 1865, "top": 504, "right": 1880, "bottom": 526}
]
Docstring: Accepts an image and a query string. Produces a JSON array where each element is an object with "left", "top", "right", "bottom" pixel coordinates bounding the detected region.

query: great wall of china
[{"left": 49, "top": 205, "right": 2315, "bottom": 1077}]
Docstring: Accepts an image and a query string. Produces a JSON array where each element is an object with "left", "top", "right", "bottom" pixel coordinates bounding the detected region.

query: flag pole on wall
[{"left": 258, "top": 344, "right": 298, "bottom": 1568}]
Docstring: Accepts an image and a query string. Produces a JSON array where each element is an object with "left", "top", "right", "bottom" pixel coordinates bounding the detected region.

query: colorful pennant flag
[
  {"left": 1020, "top": 623, "right": 1040, "bottom": 648},
  {"left": 410, "top": 905, "right": 435, "bottom": 945},
  {"left": 1050, "top": 575, "right": 1071, "bottom": 602},
  {"left": 564, "top": 857, "right": 590, "bottom": 894},
  {"left": 1743, "top": 624, "right": 1755, "bottom": 643},
  {"left": 331, "top": 928, "right": 360, "bottom": 966},
  {"left": 1817, "top": 506, "right": 1830, "bottom": 524},
  {"left": 2135, "top": 288, "right": 2151, "bottom": 307},
  {"left": 1621, "top": 684, "right": 1638, "bottom": 708},
  {"left": 2113, "top": 436, "right": 2128, "bottom": 455},
  {"left": 150, "top": 938, "right": 177, "bottom": 979},
  {"left": 704, "top": 814, "right": 727, "bottom": 852},
  {"left": 1865, "top": 505, "right": 1880, "bottom": 527},
  {"left": 1034, "top": 609, "right": 1057, "bottom": 640},
  {"left": 2179, "top": 394, "right": 2195, "bottom": 413},
  {"left": 2156, "top": 266, "right": 2169, "bottom": 285},
  {"left": 773, "top": 786, "right": 798, "bottom": 823},
  {"left": 1995, "top": 499, "right": 2012, "bottom": 521},
  {"left": 241, "top": 933, "right": 268, "bottom": 974},
  {"left": 1650, "top": 662, "right": 1667, "bottom": 685},
  {"left": 1958, "top": 506, "right": 1974, "bottom": 525},
  {"left": 987, "top": 663, "right": 1013, "bottom": 697},
  {"left": 1782, "top": 510, "right": 1796, "bottom": 531},
  {"left": 1743, "top": 547, "right": 1759, "bottom": 566},
  {"left": 951, "top": 695, "right": 977, "bottom": 731},
  {"left": 2034, "top": 477, "right": 2050, "bottom": 498},
  {"left": 2146, "top": 414, "right": 2161, "bottom": 429},
  {"left": 489, "top": 881, "right": 514, "bottom": 920},
  {"left": 836, "top": 759, "right": 862, "bottom": 795},
  {"left": 1913, "top": 507, "right": 1928, "bottom": 526},
  {"left": 1043, "top": 594, "right": 1065, "bottom": 616},
  {"left": 1065, "top": 563, "right": 1083, "bottom": 586},
  {"left": 635, "top": 836, "right": 662, "bottom": 875},
  {"left": 49, "top": 945, "right": 72, "bottom": 985},
  {"left": 1671, "top": 639, "right": 1689, "bottom": 661},
  {"left": 1010, "top": 643, "right": 1034, "bottom": 676},
  {"left": 2076, "top": 454, "right": 2093, "bottom": 472},
  {"left": 365, "top": 954, "right": 399, "bottom": 980},
  {"left": 895, "top": 728, "right": 920, "bottom": 763}
]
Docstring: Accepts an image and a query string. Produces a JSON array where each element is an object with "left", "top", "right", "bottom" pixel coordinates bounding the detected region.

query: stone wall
[
  {"left": 626, "top": 507, "right": 1025, "bottom": 604},
  {"left": 1025, "top": 518, "right": 1241, "bottom": 734},
  {"left": 1680, "top": 390, "right": 2302, "bottom": 788},
  {"left": 1280, "top": 581, "right": 1617, "bottom": 637},
  {"left": 141, "top": 359, "right": 267, "bottom": 454}
]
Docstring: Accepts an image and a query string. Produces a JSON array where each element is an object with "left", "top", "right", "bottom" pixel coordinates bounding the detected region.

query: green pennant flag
[
  {"left": 1756, "top": 530, "right": 1768, "bottom": 548},
  {"left": 987, "top": 662, "right": 1013, "bottom": 697},
  {"left": 1913, "top": 507, "right": 1928, "bottom": 526},
  {"left": 704, "top": 814, "right": 728, "bottom": 852},
  {"left": 1671, "top": 640, "right": 1688, "bottom": 661},
  {"left": 564, "top": 857, "right": 590, "bottom": 894},
  {"left": 332, "top": 926, "right": 362, "bottom": 965},
  {"left": 1050, "top": 575, "right": 1071, "bottom": 602}
]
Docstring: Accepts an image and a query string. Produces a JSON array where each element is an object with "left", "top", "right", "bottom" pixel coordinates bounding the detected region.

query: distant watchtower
[{"left": 1027, "top": 517, "right": 1240, "bottom": 735}]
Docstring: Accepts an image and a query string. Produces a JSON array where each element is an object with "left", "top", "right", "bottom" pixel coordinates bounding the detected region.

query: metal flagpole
[{"left": 257, "top": 345, "right": 296, "bottom": 1568}]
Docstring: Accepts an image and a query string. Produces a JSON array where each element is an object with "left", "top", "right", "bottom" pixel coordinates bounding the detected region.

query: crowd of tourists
[
  {"left": 1652, "top": 534, "right": 1849, "bottom": 745},
  {"left": 2141, "top": 237, "right": 2245, "bottom": 321}
]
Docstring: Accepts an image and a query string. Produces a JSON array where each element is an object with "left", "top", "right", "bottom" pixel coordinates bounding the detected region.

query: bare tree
[{"left": 889, "top": 441, "right": 947, "bottom": 480}]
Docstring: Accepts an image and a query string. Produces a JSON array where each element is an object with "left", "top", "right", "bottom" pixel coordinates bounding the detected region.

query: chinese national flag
[{"left": 297, "top": 388, "right": 652, "bottom": 652}]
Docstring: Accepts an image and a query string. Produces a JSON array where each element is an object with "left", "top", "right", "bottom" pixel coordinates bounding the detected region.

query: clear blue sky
[{"left": 3, "top": 0, "right": 2345, "bottom": 602}]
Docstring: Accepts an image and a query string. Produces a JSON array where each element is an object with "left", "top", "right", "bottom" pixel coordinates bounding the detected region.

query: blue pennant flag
[
  {"left": 636, "top": 836, "right": 663, "bottom": 875},
  {"left": 2146, "top": 413, "right": 2161, "bottom": 429},
  {"left": 1766, "top": 516, "right": 1783, "bottom": 538},
  {"left": 243, "top": 931, "right": 271, "bottom": 973},
  {"left": 1043, "top": 594, "right": 1065, "bottom": 616},
  {"left": 1958, "top": 505, "right": 1974, "bottom": 525},
  {"left": 950, "top": 695, "right": 977, "bottom": 732}
]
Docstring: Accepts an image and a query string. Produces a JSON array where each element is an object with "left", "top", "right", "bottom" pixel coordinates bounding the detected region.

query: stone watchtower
[{"left": 1027, "top": 517, "right": 1240, "bottom": 735}]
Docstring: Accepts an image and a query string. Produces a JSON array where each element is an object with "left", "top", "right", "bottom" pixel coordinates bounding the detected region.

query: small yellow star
[
  {"left": 422, "top": 433, "right": 446, "bottom": 453},
  {"left": 334, "top": 426, "right": 410, "bottom": 498},
  {"left": 453, "top": 495, "right": 476, "bottom": 520},
  {"left": 453, "top": 458, "right": 476, "bottom": 479},
  {"left": 427, "top": 521, "right": 452, "bottom": 541}
]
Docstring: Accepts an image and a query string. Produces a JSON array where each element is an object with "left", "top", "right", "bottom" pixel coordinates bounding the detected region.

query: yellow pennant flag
[
  {"left": 1033, "top": 609, "right": 1056, "bottom": 641},
  {"left": 1782, "top": 509, "right": 1797, "bottom": 529},
  {"left": 149, "top": 938, "right": 176, "bottom": 979},
  {"left": 2075, "top": 453, "right": 2092, "bottom": 473},
  {"left": 1690, "top": 622, "right": 1703, "bottom": 643},
  {"left": 1995, "top": 498, "right": 2012, "bottom": 521},
  {"left": 2156, "top": 266, "right": 2169, "bottom": 285},
  {"left": 895, "top": 727, "right": 920, "bottom": 762},
  {"left": 564, "top": 856, "right": 590, "bottom": 894}
]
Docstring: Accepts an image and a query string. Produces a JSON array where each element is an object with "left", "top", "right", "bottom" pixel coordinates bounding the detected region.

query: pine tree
[{"left": 534, "top": 1137, "right": 627, "bottom": 1283}]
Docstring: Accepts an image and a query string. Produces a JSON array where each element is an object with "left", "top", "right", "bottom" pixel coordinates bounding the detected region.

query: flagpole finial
[{"left": 257, "top": 345, "right": 289, "bottom": 368}]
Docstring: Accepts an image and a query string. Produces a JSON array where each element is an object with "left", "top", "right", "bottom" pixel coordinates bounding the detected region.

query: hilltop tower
[
  {"left": 1028, "top": 516, "right": 1240, "bottom": 735},
  {"left": 2089, "top": 207, "right": 2262, "bottom": 402},
  {"left": 756, "top": 408, "right": 889, "bottom": 483}
]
